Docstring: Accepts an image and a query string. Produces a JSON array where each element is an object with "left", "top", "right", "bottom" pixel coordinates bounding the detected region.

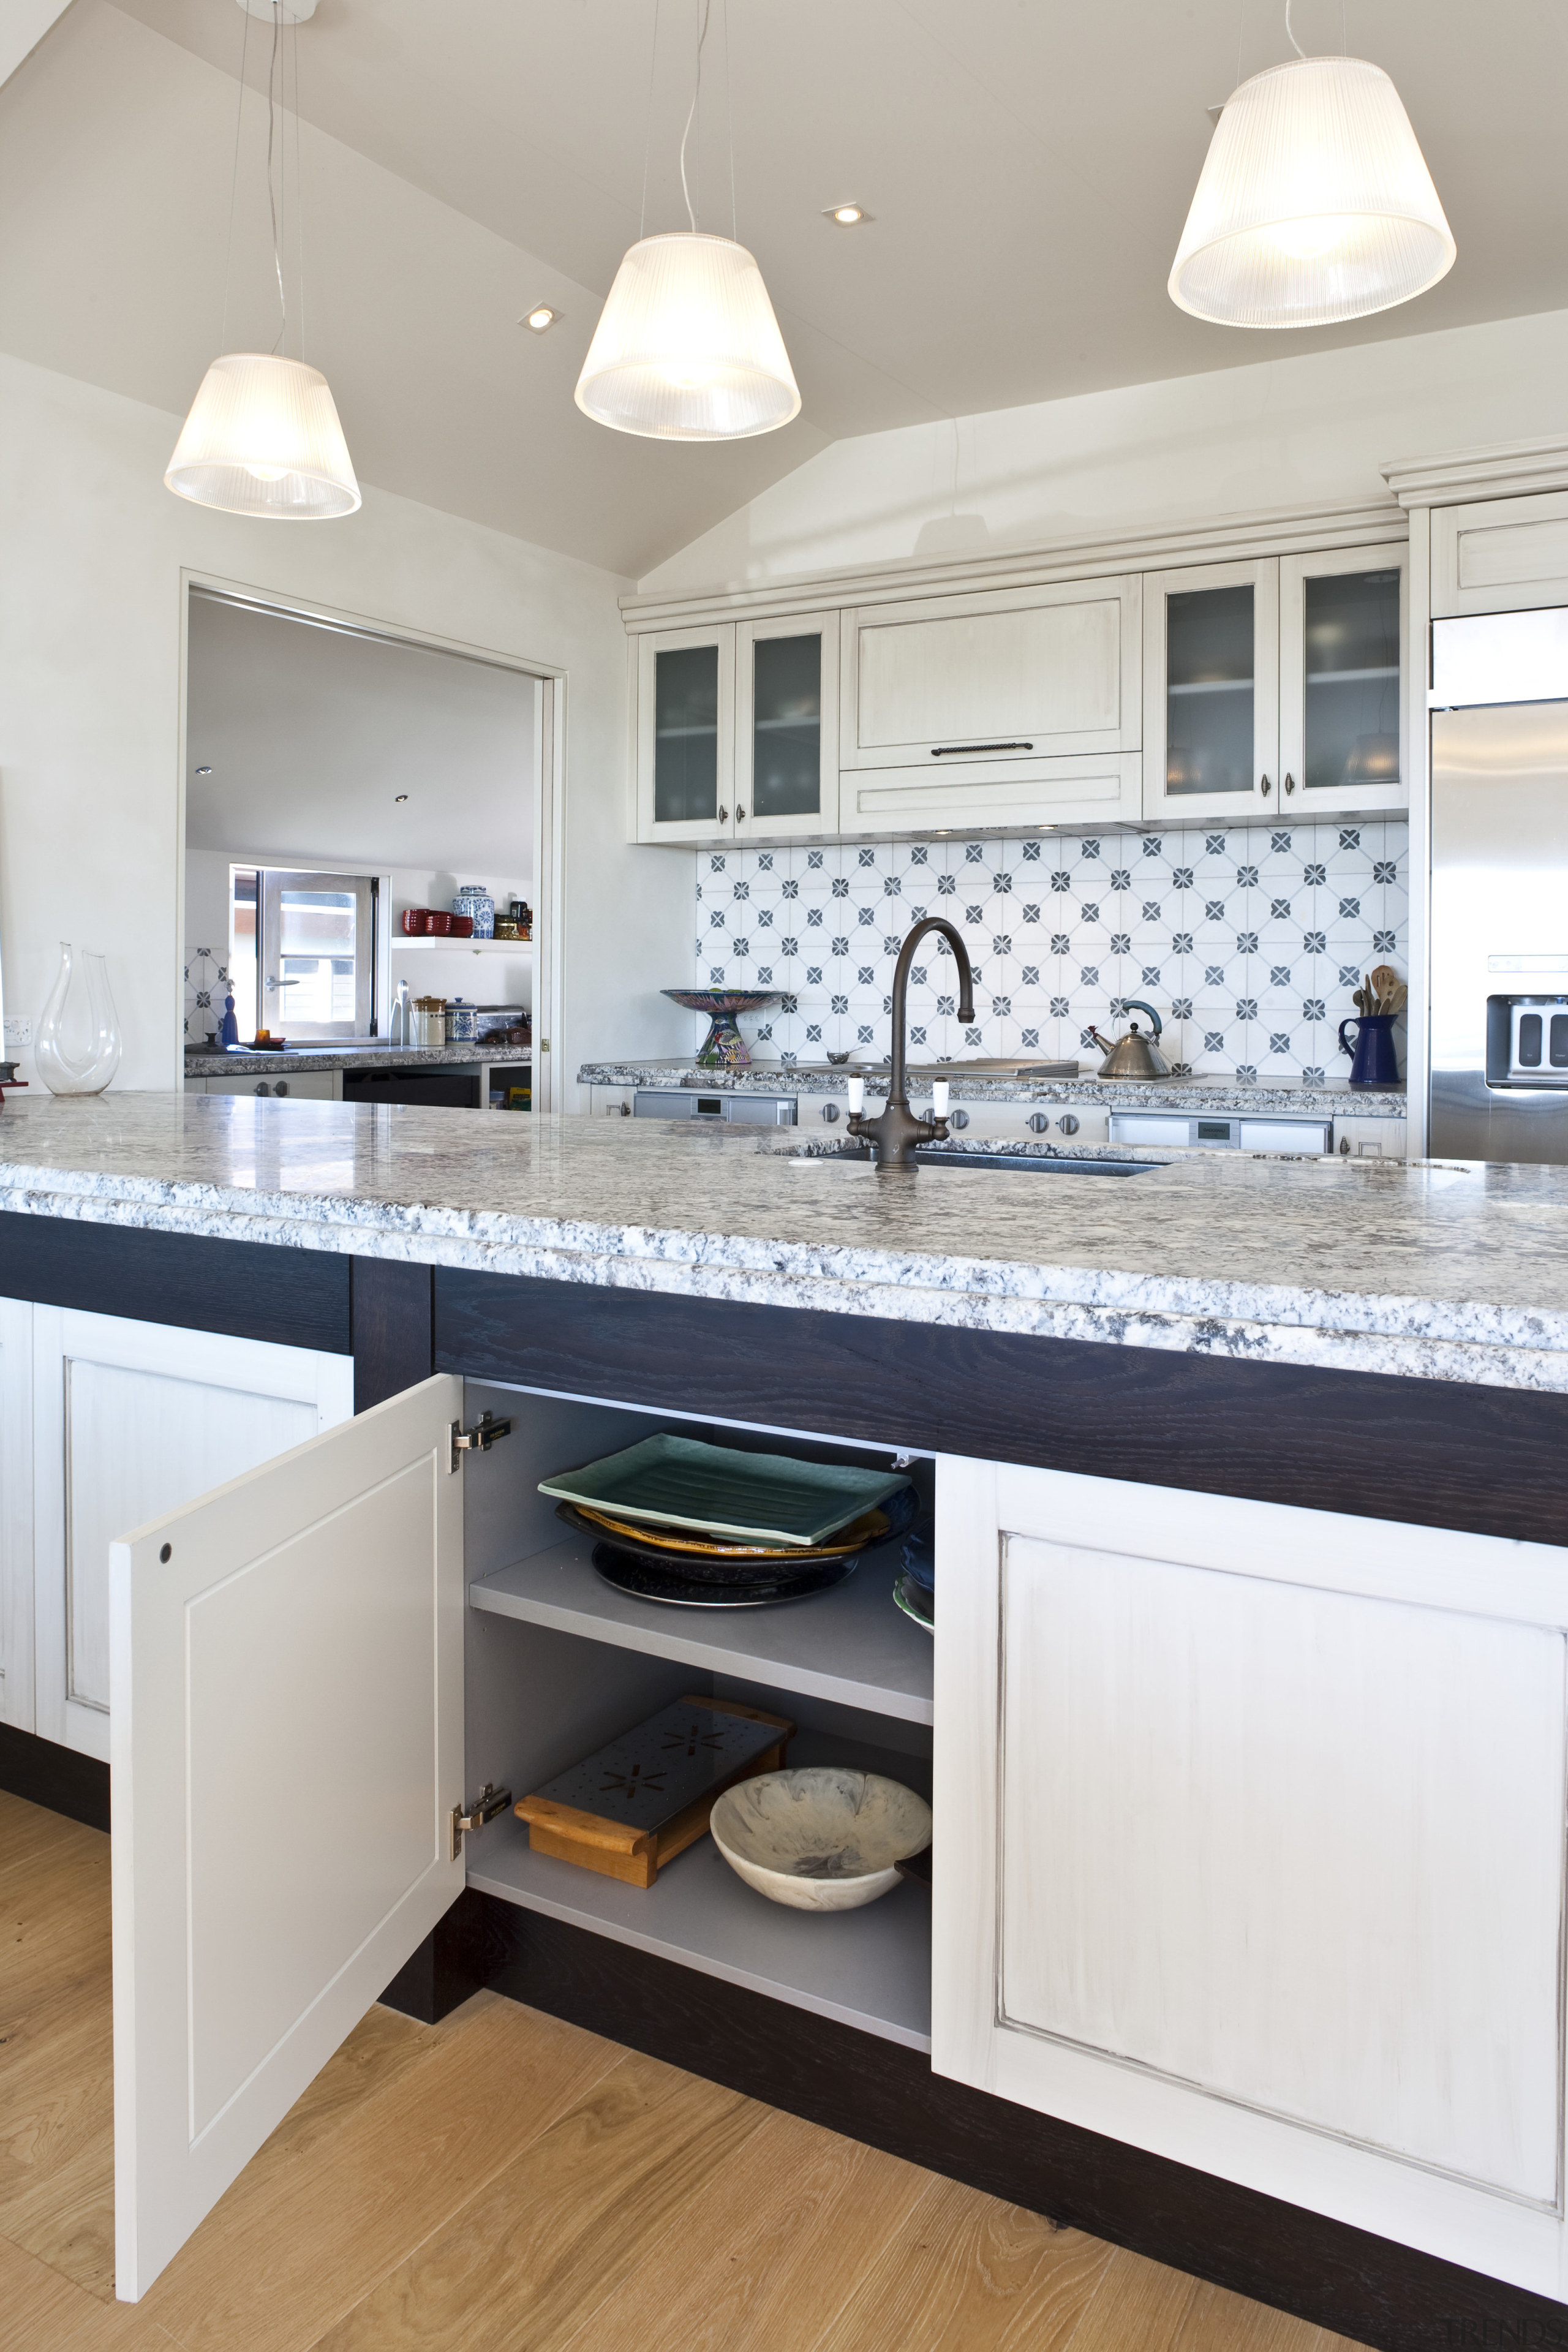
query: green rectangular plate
[{"left": 538, "top": 1434, "right": 911, "bottom": 1549}]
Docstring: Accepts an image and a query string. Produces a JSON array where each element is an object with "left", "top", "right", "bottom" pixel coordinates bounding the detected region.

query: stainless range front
[{"left": 1430, "top": 610, "right": 1568, "bottom": 1163}]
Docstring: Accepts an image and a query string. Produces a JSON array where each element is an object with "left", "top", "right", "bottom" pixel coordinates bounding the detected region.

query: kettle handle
[{"left": 1123, "top": 999, "right": 1163, "bottom": 1039}]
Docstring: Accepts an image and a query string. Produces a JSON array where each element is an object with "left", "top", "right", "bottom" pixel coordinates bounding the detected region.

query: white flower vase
[{"left": 36, "top": 943, "right": 121, "bottom": 1095}]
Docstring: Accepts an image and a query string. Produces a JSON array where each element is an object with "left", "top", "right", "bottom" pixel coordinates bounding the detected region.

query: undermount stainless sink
[{"left": 799, "top": 1147, "right": 1161, "bottom": 1177}]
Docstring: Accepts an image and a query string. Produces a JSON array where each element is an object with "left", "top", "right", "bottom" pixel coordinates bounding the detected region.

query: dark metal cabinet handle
[
  {"left": 717, "top": 805, "right": 729, "bottom": 823},
  {"left": 1261, "top": 774, "right": 1272, "bottom": 796},
  {"left": 1284, "top": 773, "right": 1295, "bottom": 794},
  {"left": 736, "top": 807, "right": 747, "bottom": 821},
  {"left": 930, "top": 741, "right": 1033, "bottom": 757}
]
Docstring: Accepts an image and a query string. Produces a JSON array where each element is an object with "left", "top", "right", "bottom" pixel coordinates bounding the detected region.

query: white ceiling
[
  {"left": 184, "top": 590, "right": 535, "bottom": 873},
  {"left": 6, "top": 0, "right": 1568, "bottom": 578}
]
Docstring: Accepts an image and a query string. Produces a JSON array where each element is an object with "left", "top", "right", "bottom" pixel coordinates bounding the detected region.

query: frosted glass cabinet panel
[
  {"left": 1279, "top": 543, "right": 1408, "bottom": 818},
  {"left": 636, "top": 624, "right": 736, "bottom": 843},
  {"left": 1143, "top": 559, "right": 1280, "bottom": 824},
  {"left": 735, "top": 611, "right": 840, "bottom": 840}
]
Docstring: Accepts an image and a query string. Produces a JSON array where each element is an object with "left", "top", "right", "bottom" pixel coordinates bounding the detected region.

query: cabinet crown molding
[
  {"left": 623, "top": 495, "right": 1403, "bottom": 633},
  {"left": 1381, "top": 435, "right": 1568, "bottom": 511}
]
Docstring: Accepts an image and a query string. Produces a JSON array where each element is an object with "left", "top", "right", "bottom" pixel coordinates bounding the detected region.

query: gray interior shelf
[
  {"left": 469, "top": 1534, "right": 934, "bottom": 1725},
  {"left": 467, "top": 1809, "right": 932, "bottom": 2051}
]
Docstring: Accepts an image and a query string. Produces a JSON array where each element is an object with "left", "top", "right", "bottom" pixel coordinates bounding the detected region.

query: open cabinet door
[{"left": 110, "top": 1371, "right": 466, "bottom": 2302}]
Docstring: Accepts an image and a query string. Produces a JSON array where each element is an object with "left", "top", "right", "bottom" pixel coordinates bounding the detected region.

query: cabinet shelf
[
  {"left": 467, "top": 1743, "right": 932, "bottom": 2051},
  {"left": 470, "top": 1535, "right": 934, "bottom": 1725},
  {"left": 390, "top": 937, "right": 533, "bottom": 955}
]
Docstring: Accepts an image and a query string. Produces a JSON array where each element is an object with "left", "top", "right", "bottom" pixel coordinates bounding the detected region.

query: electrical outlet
[{"left": 3, "top": 1016, "right": 30, "bottom": 1049}]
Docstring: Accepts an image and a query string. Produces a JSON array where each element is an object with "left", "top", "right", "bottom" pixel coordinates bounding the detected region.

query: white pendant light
[
  {"left": 165, "top": 353, "right": 359, "bottom": 518},
  {"left": 576, "top": 0, "right": 798, "bottom": 440},
  {"left": 166, "top": 0, "right": 359, "bottom": 516},
  {"left": 576, "top": 231, "right": 799, "bottom": 440},
  {"left": 1169, "top": 12, "right": 1455, "bottom": 330}
]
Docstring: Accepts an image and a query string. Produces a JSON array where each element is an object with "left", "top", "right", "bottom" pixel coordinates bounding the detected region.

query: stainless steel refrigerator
[{"left": 1430, "top": 609, "right": 1568, "bottom": 1163}]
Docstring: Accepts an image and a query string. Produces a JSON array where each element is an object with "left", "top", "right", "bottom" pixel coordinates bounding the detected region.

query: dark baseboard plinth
[
  {"left": 0, "top": 1722, "right": 110, "bottom": 1833},
  {"left": 425, "top": 1891, "right": 1568, "bottom": 2352}
]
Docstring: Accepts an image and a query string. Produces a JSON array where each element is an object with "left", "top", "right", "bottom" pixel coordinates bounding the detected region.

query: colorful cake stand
[{"left": 663, "top": 990, "right": 780, "bottom": 1071}]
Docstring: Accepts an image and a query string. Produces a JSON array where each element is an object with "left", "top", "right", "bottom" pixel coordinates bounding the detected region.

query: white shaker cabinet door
[
  {"left": 111, "top": 1371, "right": 466, "bottom": 2302},
  {"left": 32, "top": 1308, "right": 355, "bottom": 1760},
  {"left": 0, "top": 1298, "right": 34, "bottom": 1730},
  {"left": 933, "top": 1458, "right": 1568, "bottom": 2304}
]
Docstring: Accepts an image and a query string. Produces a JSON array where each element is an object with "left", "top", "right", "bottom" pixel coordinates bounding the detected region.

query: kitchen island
[{"left": 2, "top": 1091, "right": 1566, "bottom": 2348}]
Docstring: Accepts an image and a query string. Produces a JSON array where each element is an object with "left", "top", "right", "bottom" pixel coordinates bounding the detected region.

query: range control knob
[
  {"left": 1026, "top": 1112, "right": 1050, "bottom": 1134},
  {"left": 254, "top": 1081, "right": 270, "bottom": 1096},
  {"left": 1057, "top": 1113, "right": 1080, "bottom": 1136},
  {"left": 948, "top": 1107, "right": 970, "bottom": 1131},
  {"left": 821, "top": 1101, "right": 840, "bottom": 1123},
  {"left": 274, "top": 1080, "right": 290, "bottom": 1097}
]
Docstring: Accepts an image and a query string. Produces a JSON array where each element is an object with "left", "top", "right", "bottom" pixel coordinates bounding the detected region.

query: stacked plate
[{"left": 539, "top": 1434, "right": 918, "bottom": 1609}]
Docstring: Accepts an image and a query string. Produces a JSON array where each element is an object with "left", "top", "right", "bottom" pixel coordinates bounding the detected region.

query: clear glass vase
[{"left": 36, "top": 943, "right": 121, "bottom": 1095}]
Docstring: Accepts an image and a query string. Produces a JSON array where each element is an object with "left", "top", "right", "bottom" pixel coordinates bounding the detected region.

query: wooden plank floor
[{"left": 0, "top": 1790, "right": 1370, "bottom": 2352}]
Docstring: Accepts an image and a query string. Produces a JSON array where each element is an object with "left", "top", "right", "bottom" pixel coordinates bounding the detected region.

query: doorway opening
[{"left": 181, "top": 584, "right": 556, "bottom": 1105}]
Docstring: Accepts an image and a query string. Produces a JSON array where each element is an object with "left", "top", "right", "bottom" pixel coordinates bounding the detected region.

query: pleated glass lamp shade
[
  {"left": 575, "top": 232, "right": 800, "bottom": 440},
  {"left": 165, "top": 353, "right": 361, "bottom": 518},
  {"left": 1169, "top": 55, "right": 1455, "bottom": 329}
]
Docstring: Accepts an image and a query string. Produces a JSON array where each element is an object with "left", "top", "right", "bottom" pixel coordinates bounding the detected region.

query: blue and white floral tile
[
  {"left": 688, "top": 822, "right": 1409, "bottom": 1080},
  {"left": 183, "top": 949, "right": 230, "bottom": 1042}
]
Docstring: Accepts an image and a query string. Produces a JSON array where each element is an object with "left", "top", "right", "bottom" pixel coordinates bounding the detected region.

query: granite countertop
[
  {"left": 186, "top": 1044, "right": 533, "bottom": 1077},
  {"left": 0, "top": 1091, "right": 1560, "bottom": 1396},
  {"left": 577, "top": 1060, "right": 1407, "bottom": 1118}
]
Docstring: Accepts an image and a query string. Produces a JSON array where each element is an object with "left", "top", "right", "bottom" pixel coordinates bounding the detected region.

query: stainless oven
[{"left": 633, "top": 1088, "right": 797, "bottom": 1127}]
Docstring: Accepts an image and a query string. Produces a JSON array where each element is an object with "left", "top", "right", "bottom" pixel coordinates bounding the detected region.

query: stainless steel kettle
[{"left": 1087, "top": 1000, "right": 1170, "bottom": 1080}]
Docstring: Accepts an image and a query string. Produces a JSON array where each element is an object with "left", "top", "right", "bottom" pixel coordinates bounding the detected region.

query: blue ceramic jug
[{"left": 1338, "top": 1012, "right": 1400, "bottom": 1087}]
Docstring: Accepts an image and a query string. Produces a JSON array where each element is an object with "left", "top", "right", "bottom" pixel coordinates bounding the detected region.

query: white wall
[
  {"left": 0, "top": 350, "right": 692, "bottom": 1099},
  {"left": 642, "top": 307, "right": 1568, "bottom": 592}
]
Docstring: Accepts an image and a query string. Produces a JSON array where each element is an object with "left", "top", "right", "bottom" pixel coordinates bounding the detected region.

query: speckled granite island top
[
  {"left": 0, "top": 1091, "right": 1556, "bottom": 1393},
  {"left": 186, "top": 1044, "right": 533, "bottom": 1077}
]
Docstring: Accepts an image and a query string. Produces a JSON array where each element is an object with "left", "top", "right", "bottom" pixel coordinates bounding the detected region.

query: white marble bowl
[{"left": 710, "top": 1767, "right": 932, "bottom": 1911}]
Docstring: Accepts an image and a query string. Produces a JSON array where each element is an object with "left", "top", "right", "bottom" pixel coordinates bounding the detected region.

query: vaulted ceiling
[{"left": 4, "top": 0, "right": 1566, "bottom": 578}]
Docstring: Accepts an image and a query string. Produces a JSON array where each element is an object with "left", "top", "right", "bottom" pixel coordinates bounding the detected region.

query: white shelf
[
  {"left": 467, "top": 1770, "right": 932, "bottom": 2051},
  {"left": 470, "top": 1534, "right": 933, "bottom": 1725},
  {"left": 390, "top": 937, "right": 533, "bottom": 955}
]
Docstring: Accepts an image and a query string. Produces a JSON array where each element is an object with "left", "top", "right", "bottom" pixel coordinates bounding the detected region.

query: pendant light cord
[
  {"left": 678, "top": 0, "right": 710, "bottom": 232},
  {"left": 1284, "top": 0, "right": 1306, "bottom": 58},
  {"left": 266, "top": 0, "right": 287, "bottom": 354},
  {"left": 292, "top": 5, "right": 305, "bottom": 359},
  {"left": 219, "top": 1, "right": 252, "bottom": 349},
  {"left": 722, "top": 0, "right": 735, "bottom": 239},
  {"left": 638, "top": 0, "right": 660, "bottom": 239}
]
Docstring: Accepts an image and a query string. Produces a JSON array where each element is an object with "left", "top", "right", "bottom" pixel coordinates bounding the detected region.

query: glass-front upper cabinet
[
  {"left": 1142, "top": 559, "right": 1281, "bottom": 824},
  {"left": 1279, "top": 543, "right": 1407, "bottom": 817},
  {"left": 635, "top": 624, "right": 736, "bottom": 843},
  {"left": 734, "top": 611, "right": 839, "bottom": 841}
]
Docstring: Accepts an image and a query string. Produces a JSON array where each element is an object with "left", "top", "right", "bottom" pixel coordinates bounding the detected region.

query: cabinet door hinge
[
  {"left": 450, "top": 1410, "right": 512, "bottom": 1472},
  {"left": 450, "top": 1782, "right": 513, "bottom": 1861}
]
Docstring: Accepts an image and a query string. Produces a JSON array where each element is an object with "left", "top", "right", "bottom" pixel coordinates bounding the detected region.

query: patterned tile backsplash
[{"left": 692, "top": 823, "right": 1408, "bottom": 1083}]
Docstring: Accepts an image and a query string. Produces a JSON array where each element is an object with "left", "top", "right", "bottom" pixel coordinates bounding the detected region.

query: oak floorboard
[
  {"left": 0, "top": 2229, "right": 179, "bottom": 2352},
  {"left": 813, "top": 2171, "right": 1116, "bottom": 2352},
  {"left": 0, "top": 1788, "right": 100, "bottom": 1883},
  {"left": 552, "top": 2101, "right": 931, "bottom": 2352},
  {"left": 312, "top": 2049, "right": 768, "bottom": 2352},
  {"left": 1172, "top": 2275, "right": 1352, "bottom": 2351},
  {"left": 143, "top": 1994, "right": 619, "bottom": 2352}
]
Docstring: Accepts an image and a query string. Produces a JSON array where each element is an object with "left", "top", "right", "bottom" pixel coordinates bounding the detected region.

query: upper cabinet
[
  {"left": 1143, "top": 545, "right": 1406, "bottom": 826},
  {"left": 1142, "top": 558, "right": 1281, "bottom": 826},
  {"left": 636, "top": 615, "right": 839, "bottom": 844},
  {"left": 838, "top": 577, "right": 1142, "bottom": 835},
  {"left": 1431, "top": 489, "right": 1568, "bottom": 618},
  {"left": 636, "top": 624, "right": 736, "bottom": 845},
  {"left": 735, "top": 612, "right": 840, "bottom": 841},
  {"left": 1278, "top": 545, "right": 1407, "bottom": 818}
]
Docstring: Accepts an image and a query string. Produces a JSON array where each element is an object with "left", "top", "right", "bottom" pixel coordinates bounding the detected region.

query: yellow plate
[{"left": 570, "top": 1500, "right": 891, "bottom": 1561}]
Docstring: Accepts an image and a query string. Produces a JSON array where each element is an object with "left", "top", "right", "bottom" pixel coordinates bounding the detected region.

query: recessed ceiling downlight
[
  {"left": 522, "top": 306, "right": 559, "bottom": 333},
  {"left": 824, "top": 203, "right": 867, "bottom": 226}
]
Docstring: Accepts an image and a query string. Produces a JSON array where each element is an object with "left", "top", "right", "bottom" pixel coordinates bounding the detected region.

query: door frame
[{"left": 176, "top": 573, "right": 567, "bottom": 1113}]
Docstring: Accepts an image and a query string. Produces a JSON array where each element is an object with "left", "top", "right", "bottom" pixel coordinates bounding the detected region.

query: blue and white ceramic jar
[
  {"left": 452, "top": 883, "right": 494, "bottom": 939},
  {"left": 447, "top": 998, "right": 479, "bottom": 1043}
]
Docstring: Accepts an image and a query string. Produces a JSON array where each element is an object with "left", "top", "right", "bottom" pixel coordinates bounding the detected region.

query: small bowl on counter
[{"left": 709, "top": 1767, "right": 932, "bottom": 1911}]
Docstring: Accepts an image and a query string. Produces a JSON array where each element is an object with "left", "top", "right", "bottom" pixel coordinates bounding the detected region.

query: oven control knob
[
  {"left": 1026, "top": 1112, "right": 1050, "bottom": 1134},
  {"left": 1057, "top": 1113, "right": 1079, "bottom": 1136},
  {"left": 254, "top": 1081, "right": 270, "bottom": 1096},
  {"left": 821, "top": 1101, "right": 840, "bottom": 1123},
  {"left": 274, "top": 1080, "right": 290, "bottom": 1097},
  {"left": 948, "top": 1107, "right": 970, "bottom": 1130}
]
